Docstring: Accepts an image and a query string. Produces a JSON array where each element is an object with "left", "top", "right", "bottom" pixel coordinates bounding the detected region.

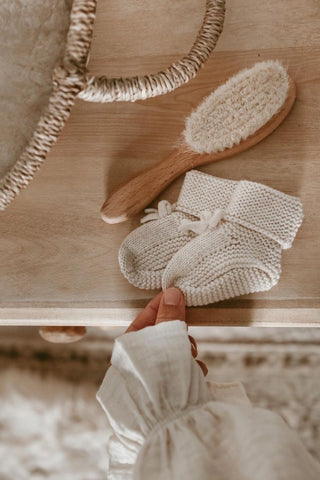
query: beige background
[{"left": 0, "top": 0, "right": 319, "bottom": 326}]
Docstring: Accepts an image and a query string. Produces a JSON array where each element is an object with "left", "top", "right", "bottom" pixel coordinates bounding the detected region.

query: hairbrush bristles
[{"left": 184, "top": 60, "right": 290, "bottom": 153}]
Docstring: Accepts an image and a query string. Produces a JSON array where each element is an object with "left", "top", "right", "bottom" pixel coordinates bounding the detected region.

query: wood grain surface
[{"left": 0, "top": 0, "right": 319, "bottom": 326}]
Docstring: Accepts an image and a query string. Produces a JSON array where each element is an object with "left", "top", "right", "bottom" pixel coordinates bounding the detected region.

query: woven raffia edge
[
  {"left": 79, "top": 0, "right": 226, "bottom": 102},
  {"left": 0, "top": 0, "right": 97, "bottom": 211},
  {"left": 0, "top": 0, "right": 225, "bottom": 210}
]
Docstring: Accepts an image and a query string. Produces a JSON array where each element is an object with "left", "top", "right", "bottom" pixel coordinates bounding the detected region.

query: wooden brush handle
[
  {"left": 101, "top": 143, "right": 246, "bottom": 223},
  {"left": 101, "top": 149, "right": 205, "bottom": 223}
]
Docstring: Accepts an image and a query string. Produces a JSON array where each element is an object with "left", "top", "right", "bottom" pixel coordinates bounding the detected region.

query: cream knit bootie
[
  {"left": 162, "top": 171, "right": 303, "bottom": 306},
  {"left": 118, "top": 171, "right": 237, "bottom": 289}
]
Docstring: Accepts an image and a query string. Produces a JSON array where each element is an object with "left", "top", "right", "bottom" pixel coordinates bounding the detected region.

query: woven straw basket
[{"left": 0, "top": 0, "right": 225, "bottom": 210}]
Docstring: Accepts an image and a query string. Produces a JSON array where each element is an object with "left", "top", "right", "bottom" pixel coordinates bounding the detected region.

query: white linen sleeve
[
  {"left": 97, "top": 320, "right": 320, "bottom": 480},
  {"left": 96, "top": 320, "right": 211, "bottom": 478}
]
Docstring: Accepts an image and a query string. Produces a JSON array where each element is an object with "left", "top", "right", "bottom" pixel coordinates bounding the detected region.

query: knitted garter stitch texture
[
  {"left": 118, "top": 172, "right": 239, "bottom": 290},
  {"left": 119, "top": 171, "right": 303, "bottom": 306}
]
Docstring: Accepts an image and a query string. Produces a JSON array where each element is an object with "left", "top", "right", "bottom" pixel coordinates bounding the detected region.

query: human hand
[{"left": 109, "top": 288, "right": 208, "bottom": 376}]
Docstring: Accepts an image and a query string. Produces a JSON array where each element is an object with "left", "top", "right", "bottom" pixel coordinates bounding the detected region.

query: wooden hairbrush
[{"left": 101, "top": 61, "right": 296, "bottom": 224}]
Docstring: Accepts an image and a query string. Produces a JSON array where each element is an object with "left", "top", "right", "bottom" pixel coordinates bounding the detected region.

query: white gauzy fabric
[{"left": 97, "top": 321, "right": 320, "bottom": 480}]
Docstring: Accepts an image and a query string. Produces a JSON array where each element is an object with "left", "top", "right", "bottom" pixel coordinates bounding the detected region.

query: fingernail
[{"left": 163, "top": 288, "right": 182, "bottom": 305}]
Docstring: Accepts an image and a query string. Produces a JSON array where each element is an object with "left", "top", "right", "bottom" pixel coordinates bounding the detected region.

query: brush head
[{"left": 184, "top": 60, "right": 290, "bottom": 154}]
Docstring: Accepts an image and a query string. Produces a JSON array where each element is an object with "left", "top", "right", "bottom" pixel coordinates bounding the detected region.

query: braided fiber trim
[
  {"left": 0, "top": 0, "right": 225, "bottom": 209},
  {"left": 78, "top": 0, "right": 226, "bottom": 103},
  {"left": 0, "top": 0, "right": 97, "bottom": 210}
]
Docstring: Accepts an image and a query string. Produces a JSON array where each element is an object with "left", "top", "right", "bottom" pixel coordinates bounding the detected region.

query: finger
[
  {"left": 125, "top": 291, "right": 163, "bottom": 333},
  {"left": 155, "top": 288, "right": 186, "bottom": 324},
  {"left": 189, "top": 335, "right": 198, "bottom": 358},
  {"left": 196, "top": 360, "right": 208, "bottom": 377}
]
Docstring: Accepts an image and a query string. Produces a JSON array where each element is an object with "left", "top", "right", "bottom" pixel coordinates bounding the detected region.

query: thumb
[{"left": 155, "top": 287, "right": 186, "bottom": 324}]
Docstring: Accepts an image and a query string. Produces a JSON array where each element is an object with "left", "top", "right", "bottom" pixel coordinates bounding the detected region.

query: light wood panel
[{"left": 0, "top": 0, "right": 319, "bottom": 326}]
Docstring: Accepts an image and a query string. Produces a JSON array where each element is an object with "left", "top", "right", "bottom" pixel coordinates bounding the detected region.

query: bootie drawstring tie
[
  {"left": 179, "top": 208, "right": 225, "bottom": 235},
  {"left": 141, "top": 200, "right": 176, "bottom": 224}
]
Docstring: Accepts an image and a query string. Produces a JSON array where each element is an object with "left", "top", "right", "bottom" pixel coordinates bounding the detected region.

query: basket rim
[
  {"left": 79, "top": 0, "right": 226, "bottom": 103},
  {"left": 0, "top": 0, "right": 225, "bottom": 210},
  {"left": 0, "top": 0, "right": 97, "bottom": 211}
]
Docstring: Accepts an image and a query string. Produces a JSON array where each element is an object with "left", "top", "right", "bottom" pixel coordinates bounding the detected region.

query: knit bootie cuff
[
  {"left": 175, "top": 170, "right": 303, "bottom": 249},
  {"left": 176, "top": 170, "right": 238, "bottom": 216},
  {"left": 226, "top": 181, "right": 303, "bottom": 249}
]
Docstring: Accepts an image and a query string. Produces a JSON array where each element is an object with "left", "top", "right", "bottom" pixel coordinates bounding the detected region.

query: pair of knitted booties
[{"left": 119, "top": 170, "right": 303, "bottom": 306}]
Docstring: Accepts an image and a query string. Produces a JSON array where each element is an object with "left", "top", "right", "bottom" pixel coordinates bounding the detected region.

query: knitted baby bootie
[
  {"left": 118, "top": 171, "right": 238, "bottom": 289},
  {"left": 162, "top": 173, "right": 303, "bottom": 306}
]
